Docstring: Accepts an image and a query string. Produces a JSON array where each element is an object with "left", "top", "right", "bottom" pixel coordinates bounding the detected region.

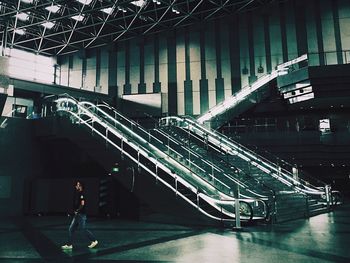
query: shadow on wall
[{"left": 28, "top": 178, "right": 100, "bottom": 216}]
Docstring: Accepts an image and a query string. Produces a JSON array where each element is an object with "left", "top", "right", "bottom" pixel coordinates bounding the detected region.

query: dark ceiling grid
[{"left": 0, "top": 0, "right": 277, "bottom": 56}]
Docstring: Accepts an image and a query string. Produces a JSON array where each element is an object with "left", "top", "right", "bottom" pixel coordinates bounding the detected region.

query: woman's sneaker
[
  {"left": 61, "top": 244, "right": 73, "bottom": 249},
  {"left": 88, "top": 240, "right": 98, "bottom": 248}
]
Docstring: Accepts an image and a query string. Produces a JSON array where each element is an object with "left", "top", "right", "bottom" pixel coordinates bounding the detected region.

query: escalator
[
  {"left": 50, "top": 54, "right": 332, "bottom": 225},
  {"left": 159, "top": 115, "right": 333, "bottom": 222},
  {"left": 197, "top": 54, "right": 308, "bottom": 129},
  {"left": 54, "top": 94, "right": 269, "bottom": 226},
  {"left": 151, "top": 53, "right": 333, "bottom": 222}
]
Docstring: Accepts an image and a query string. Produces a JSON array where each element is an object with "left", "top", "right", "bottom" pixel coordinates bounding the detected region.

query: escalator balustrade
[{"left": 55, "top": 94, "right": 268, "bottom": 224}]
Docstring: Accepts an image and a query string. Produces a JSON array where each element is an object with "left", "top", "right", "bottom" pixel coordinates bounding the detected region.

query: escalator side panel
[{"left": 157, "top": 167, "right": 175, "bottom": 187}]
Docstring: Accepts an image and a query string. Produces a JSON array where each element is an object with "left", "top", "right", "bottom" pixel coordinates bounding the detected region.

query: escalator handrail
[
  {"left": 160, "top": 115, "right": 325, "bottom": 196},
  {"left": 197, "top": 71, "right": 279, "bottom": 124},
  {"left": 55, "top": 96, "right": 267, "bottom": 221},
  {"left": 184, "top": 115, "right": 324, "bottom": 195},
  {"left": 172, "top": 126, "right": 286, "bottom": 194},
  {"left": 155, "top": 127, "right": 275, "bottom": 199},
  {"left": 89, "top": 98, "right": 272, "bottom": 199},
  {"left": 197, "top": 54, "right": 308, "bottom": 124},
  {"left": 56, "top": 95, "right": 266, "bottom": 199},
  {"left": 80, "top": 101, "right": 235, "bottom": 194},
  {"left": 57, "top": 97, "right": 229, "bottom": 195},
  {"left": 56, "top": 106, "right": 236, "bottom": 221}
]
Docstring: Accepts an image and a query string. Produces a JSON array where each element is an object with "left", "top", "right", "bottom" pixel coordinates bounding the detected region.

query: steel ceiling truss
[{"left": 0, "top": 0, "right": 277, "bottom": 56}]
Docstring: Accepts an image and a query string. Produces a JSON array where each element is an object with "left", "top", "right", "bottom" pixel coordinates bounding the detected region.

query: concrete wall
[{"left": 57, "top": 0, "right": 350, "bottom": 116}]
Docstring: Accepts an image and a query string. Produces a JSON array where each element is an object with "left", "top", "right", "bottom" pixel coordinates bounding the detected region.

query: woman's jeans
[{"left": 68, "top": 213, "right": 96, "bottom": 245}]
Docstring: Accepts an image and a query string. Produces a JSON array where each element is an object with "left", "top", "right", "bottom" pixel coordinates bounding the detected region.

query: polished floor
[{"left": 0, "top": 204, "right": 349, "bottom": 263}]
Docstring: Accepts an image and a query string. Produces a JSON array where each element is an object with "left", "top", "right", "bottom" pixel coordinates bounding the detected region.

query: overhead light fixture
[
  {"left": 117, "top": 6, "right": 127, "bottom": 13},
  {"left": 139, "top": 15, "right": 148, "bottom": 21},
  {"left": 14, "top": 28, "right": 26, "bottom": 35},
  {"left": 152, "top": 0, "right": 161, "bottom": 4},
  {"left": 131, "top": 0, "right": 146, "bottom": 7},
  {"left": 76, "top": 0, "right": 93, "bottom": 5},
  {"left": 15, "top": 12, "right": 30, "bottom": 21},
  {"left": 101, "top": 7, "right": 114, "bottom": 15},
  {"left": 71, "top": 14, "right": 85, "bottom": 21},
  {"left": 41, "top": 21, "right": 55, "bottom": 29},
  {"left": 171, "top": 7, "right": 180, "bottom": 14},
  {"left": 20, "top": 0, "right": 34, "bottom": 4},
  {"left": 45, "top": 5, "right": 61, "bottom": 13}
]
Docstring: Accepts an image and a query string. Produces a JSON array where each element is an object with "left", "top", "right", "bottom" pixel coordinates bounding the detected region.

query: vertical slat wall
[{"left": 58, "top": 1, "right": 350, "bottom": 116}]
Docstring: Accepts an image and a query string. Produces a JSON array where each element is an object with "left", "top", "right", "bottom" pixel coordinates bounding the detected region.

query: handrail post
[
  {"left": 105, "top": 128, "right": 108, "bottom": 148},
  {"left": 196, "top": 188, "right": 200, "bottom": 207},
  {"left": 305, "top": 195, "right": 310, "bottom": 218},
  {"left": 278, "top": 165, "right": 281, "bottom": 177},
  {"left": 187, "top": 128, "right": 191, "bottom": 170},
  {"left": 233, "top": 185, "right": 241, "bottom": 230},
  {"left": 167, "top": 135, "right": 170, "bottom": 154},
  {"left": 325, "top": 184, "right": 331, "bottom": 210},
  {"left": 270, "top": 191, "right": 277, "bottom": 224}
]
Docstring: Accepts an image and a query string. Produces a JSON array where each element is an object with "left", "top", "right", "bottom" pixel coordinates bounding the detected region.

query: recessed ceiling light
[
  {"left": 76, "top": 0, "right": 93, "bottom": 5},
  {"left": 15, "top": 12, "right": 30, "bottom": 21},
  {"left": 101, "top": 7, "right": 113, "bottom": 15},
  {"left": 71, "top": 14, "right": 85, "bottom": 21},
  {"left": 45, "top": 5, "right": 61, "bottom": 13},
  {"left": 20, "top": 0, "right": 34, "bottom": 4},
  {"left": 117, "top": 6, "right": 127, "bottom": 13},
  {"left": 14, "top": 28, "right": 26, "bottom": 35},
  {"left": 131, "top": 0, "right": 146, "bottom": 7},
  {"left": 172, "top": 7, "right": 180, "bottom": 14},
  {"left": 42, "top": 21, "right": 55, "bottom": 29}
]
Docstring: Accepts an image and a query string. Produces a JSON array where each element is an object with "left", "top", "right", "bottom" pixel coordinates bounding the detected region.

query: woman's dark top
[{"left": 73, "top": 190, "right": 86, "bottom": 214}]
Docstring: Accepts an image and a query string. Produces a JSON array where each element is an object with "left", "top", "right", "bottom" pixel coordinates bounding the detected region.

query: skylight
[
  {"left": 71, "top": 14, "right": 85, "bottom": 21},
  {"left": 131, "top": 0, "right": 147, "bottom": 7},
  {"left": 41, "top": 21, "right": 55, "bottom": 29},
  {"left": 15, "top": 12, "right": 30, "bottom": 21},
  {"left": 45, "top": 5, "right": 61, "bottom": 13},
  {"left": 76, "top": 0, "right": 93, "bottom": 5},
  {"left": 14, "top": 28, "right": 26, "bottom": 35},
  {"left": 101, "top": 7, "right": 113, "bottom": 15}
]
